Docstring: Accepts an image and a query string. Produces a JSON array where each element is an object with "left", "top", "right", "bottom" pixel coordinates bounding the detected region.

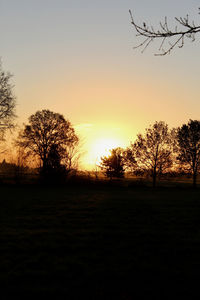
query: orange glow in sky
[
  {"left": 1, "top": 1, "right": 199, "bottom": 170},
  {"left": 88, "top": 137, "right": 124, "bottom": 166},
  {"left": 75, "top": 124, "right": 129, "bottom": 170}
]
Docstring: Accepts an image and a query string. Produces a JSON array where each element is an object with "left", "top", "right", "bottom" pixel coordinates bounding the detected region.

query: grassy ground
[{"left": 1, "top": 183, "right": 200, "bottom": 299}]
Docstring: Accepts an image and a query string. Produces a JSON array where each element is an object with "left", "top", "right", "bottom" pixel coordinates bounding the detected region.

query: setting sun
[
  {"left": 84, "top": 137, "right": 126, "bottom": 168},
  {"left": 93, "top": 138, "right": 121, "bottom": 158},
  {"left": 76, "top": 123, "right": 130, "bottom": 170},
  {"left": 1, "top": 1, "right": 199, "bottom": 298}
]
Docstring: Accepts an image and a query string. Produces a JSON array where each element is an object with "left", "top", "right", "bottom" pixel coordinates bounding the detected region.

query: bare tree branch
[{"left": 129, "top": 9, "right": 200, "bottom": 55}]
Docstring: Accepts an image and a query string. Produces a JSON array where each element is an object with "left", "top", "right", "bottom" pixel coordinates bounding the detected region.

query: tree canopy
[
  {"left": 132, "top": 121, "right": 174, "bottom": 187},
  {"left": 17, "top": 110, "right": 79, "bottom": 174}
]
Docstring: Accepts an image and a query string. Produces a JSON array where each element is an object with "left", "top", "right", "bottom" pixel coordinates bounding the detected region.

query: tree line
[
  {"left": 1, "top": 61, "right": 200, "bottom": 187},
  {"left": 100, "top": 120, "right": 200, "bottom": 188}
]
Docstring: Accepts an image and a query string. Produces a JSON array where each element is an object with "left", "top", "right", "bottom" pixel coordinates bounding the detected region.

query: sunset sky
[{"left": 0, "top": 0, "right": 200, "bottom": 169}]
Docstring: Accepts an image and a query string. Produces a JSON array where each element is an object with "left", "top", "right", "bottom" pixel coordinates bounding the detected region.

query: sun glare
[
  {"left": 90, "top": 137, "right": 124, "bottom": 166},
  {"left": 77, "top": 124, "right": 129, "bottom": 170}
]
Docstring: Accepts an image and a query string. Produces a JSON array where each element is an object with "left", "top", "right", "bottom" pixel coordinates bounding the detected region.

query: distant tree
[
  {"left": 100, "top": 147, "right": 125, "bottom": 179},
  {"left": 129, "top": 8, "right": 200, "bottom": 55},
  {"left": 122, "top": 146, "right": 137, "bottom": 174},
  {"left": 0, "top": 61, "right": 16, "bottom": 137},
  {"left": 177, "top": 120, "right": 200, "bottom": 188},
  {"left": 62, "top": 139, "right": 81, "bottom": 173},
  {"left": 17, "top": 110, "right": 79, "bottom": 175},
  {"left": 15, "top": 145, "right": 29, "bottom": 175},
  {"left": 133, "top": 121, "right": 174, "bottom": 187}
]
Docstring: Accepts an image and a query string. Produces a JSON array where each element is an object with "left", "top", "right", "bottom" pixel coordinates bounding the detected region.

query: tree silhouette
[
  {"left": 17, "top": 110, "right": 78, "bottom": 175},
  {"left": 100, "top": 148, "right": 125, "bottom": 179},
  {"left": 122, "top": 147, "right": 137, "bottom": 174},
  {"left": 46, "top": 144, "right": 63, "bottom": 170},
  {"left": 0, "top": 61, "right": 16, "bottom": 136},
  {"left": 129, "top": 8, "right": 200, "bottom": 55},
  {"left": 133, "top": 121, "right": 174, "bottom": 187},
  {"left": 177, "top": 120, "right": 200, "bottom": 188},
  {"left": 62, "top": 139, "right": 80, "bottom": 173}
]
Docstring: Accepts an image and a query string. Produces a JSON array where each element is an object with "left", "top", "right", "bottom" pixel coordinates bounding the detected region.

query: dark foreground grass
[{"left": 1, "top": 184, "right": 200, "bottom": 299}]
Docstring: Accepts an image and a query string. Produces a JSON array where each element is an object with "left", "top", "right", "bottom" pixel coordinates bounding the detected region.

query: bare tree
[
  {"left": 133, "top": 121, "right": 174, "bottom": 187},
  {"left": 0, "top": 61, "right": 16, "bottom": 135},
  {"left": 129, "top": 8, "right": 200, "bottom": 55},
  {"left": 17, "top": 110, "right": 79, "bottom": 175},
  {"left": 62, "top": 139, "right": 81, "bottom": 173},
  {"left": 122, "top": 147, "right": 137, "bottom": 174},
  {"left": 177, "top": 120, "right": 200, "bottom": 188}
]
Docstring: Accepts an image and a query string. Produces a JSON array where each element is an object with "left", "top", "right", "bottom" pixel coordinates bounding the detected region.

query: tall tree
[
  {"left": 100, "top": 147, "right": 125, "bottom": 179},
  {"left": 0, "top": 61, "right": 16, "bottom": 136},
  {"left": 17, "top": 110, "right": 79, "bottom": 174},
  {"left": 177, "top": 120, "right": 200, "bottom": 188},
  {"left": 133, "top": 121, "right": 174, "bottom": 187},
  {"left": 129, "top": 8, "right": 200, "bottom": 55}
]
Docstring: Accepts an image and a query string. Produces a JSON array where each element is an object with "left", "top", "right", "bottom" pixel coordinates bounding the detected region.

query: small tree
[
  {"left": 17, "top": 110, "right": 79, "bottom": 175},
  {"left": 133, "top": 121, "right": 174, "bottom": 187},
  {"left": 100, "top": 148, "right": 125, "bottom": 179},
  {"left": 62, "top": 139, "right": 80, "bottom": 173},
  {"left": 177, "top": 119, "right": 200, "bottom": 188}
]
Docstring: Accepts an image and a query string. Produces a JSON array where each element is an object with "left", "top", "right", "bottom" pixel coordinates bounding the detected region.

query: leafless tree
[
  {"left": 122, "top": 147, "right": 137, "bottom": 174},
  {"left": 0, "top": 61, "right": 16, "bottom": 136},
  {"left": 62, "top": 139, "right": 81, "bottom": 173},
  {"left": 16, "top": 110, "right": 79, "bottom": 174},
  {"left": 133, "top": 121, "right": 174, "bottom": 187},
  {"left": 129, "top": 8, "right": 200, "bottom": 55},
  {"left": 177, "top": 120, "right": 200, "bottom": 188}
]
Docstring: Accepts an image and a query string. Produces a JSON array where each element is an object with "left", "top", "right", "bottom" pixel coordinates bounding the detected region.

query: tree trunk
[
  {"left": 153, "top": 153, "right": 158, "bottom": 188},
  {"left": 153, "top": 170, "right": 156, "bottom": 188},
  {"left": 193, "top": 171, "right": 197, "bottom": 188},
  {"left": 42, "top": 156, "right": 48, "bottom": 174}
]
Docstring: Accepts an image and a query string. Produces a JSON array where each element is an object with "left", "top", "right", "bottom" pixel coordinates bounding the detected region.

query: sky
[{"left": 0, "top": 0, "right": 200, "bottom": 169}]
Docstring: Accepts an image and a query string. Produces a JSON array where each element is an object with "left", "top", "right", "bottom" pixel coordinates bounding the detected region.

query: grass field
[{"left": 1, "top": 183, "right": 200, "bottom": 299}]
